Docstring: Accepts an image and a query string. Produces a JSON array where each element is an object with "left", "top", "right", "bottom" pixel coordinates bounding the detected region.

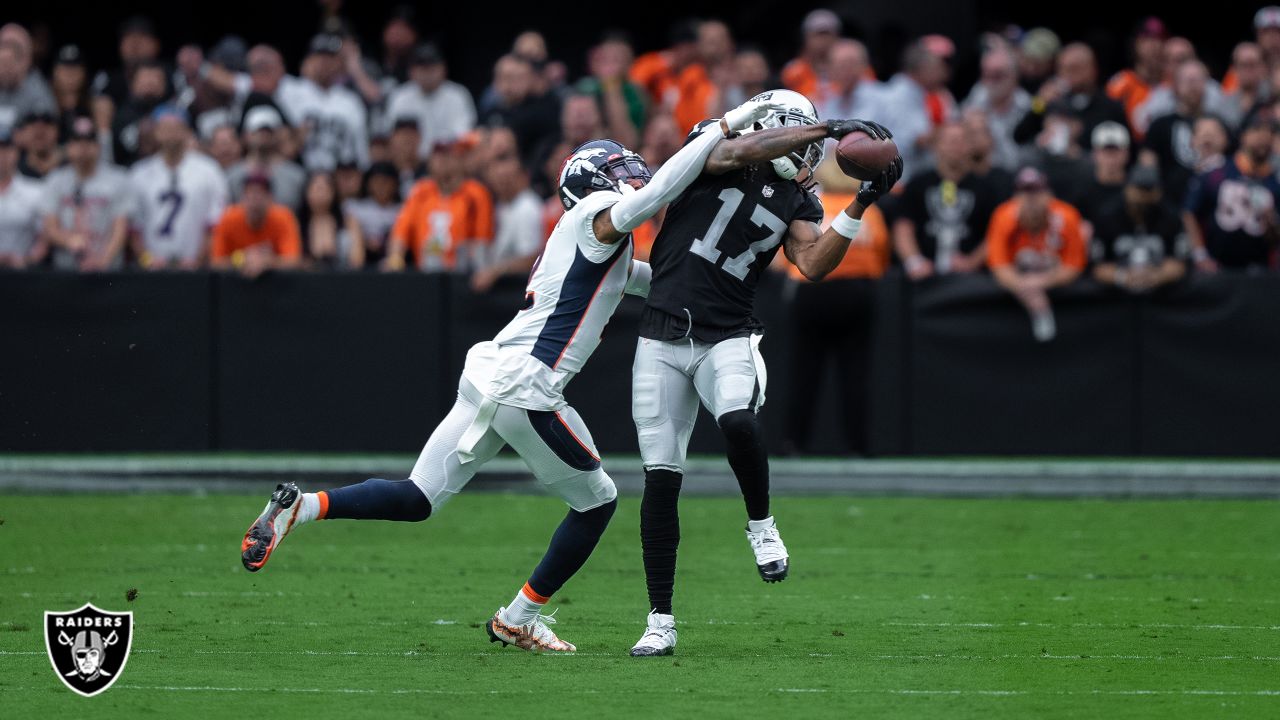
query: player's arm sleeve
[
  {"left": 608, "top": 124, "right": 721, "bottom": 233},
  {"left": 624, "top": 259, "right": 652, "bottom": 298}
]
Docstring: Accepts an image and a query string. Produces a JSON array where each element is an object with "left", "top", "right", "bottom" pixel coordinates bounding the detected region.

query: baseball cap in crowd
[
  {"left": 366, "top": 161, "right": 398, "bottom": 180},
  {"left": 1021, "top": 27, "right": 1061, "bottom": 63},
  {"left": 1091, "top": 121, "right": 1130, "bottom": 150},
  {"left": 119, "top": 15, "right": 158, "bottom": 40},
  {"left": 1136, "top": 17, "right": 1168, "bottom": 40},
  {"left": 55, "top": 44, "right": 84, "bottom": 67},
  {"left": 1126, "top": 164, "right": 1161, "bottom": 190},
  {"left": 209, "top": 35, "right": 249, "bottom": 73},
  {"left": 1014, "top": 166, "right": 1049, "bottom": 192},
  {"left": 391, "top": 116, "right": 420, "bottom": 132},
  {"left": 19, "top": 110, "right": 56, "bottom": 128},
  {"left": 309, "top": 33, "right": 344, "bottom": 56},
  {"left": 151, "top": 103, "right": 190, "bottom": 126},
  {"left": 922, "top": 34, "right": 956, "bottom": 60},
  {"left": 1256, "top": 6, "right": 1280, "bottom": 30},
  {"left": 802, "top": 9, "right": 842, "bottom": 36},
  {"left": 244, "top": 105, "right": 284, "bottom": 134},
  {"left": 1243, "top": 110, "right": 1278, "bottom": 132},
  {"left": 68, "top": 116, "right": 97, "bottom": 142},
  {"left": 410, "top": 43, "right": 443, "bottom": 67},
  {"left": 244, "top": 171, "right": 272, "bottom": 190}
]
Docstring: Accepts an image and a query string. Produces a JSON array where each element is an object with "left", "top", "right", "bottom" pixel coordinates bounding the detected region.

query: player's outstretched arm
[
  {"left": 704, "top": 119, "right": 890, "bottom": 176},
  {"left": 784, "top": 156, "right": 903, "bottom": 281}
]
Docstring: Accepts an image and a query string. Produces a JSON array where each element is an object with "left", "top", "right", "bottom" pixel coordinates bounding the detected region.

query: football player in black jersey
[{"left": 630, "top": 90, "right": 902, "bottom": 657}]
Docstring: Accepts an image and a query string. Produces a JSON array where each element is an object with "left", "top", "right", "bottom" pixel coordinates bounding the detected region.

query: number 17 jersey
[{"left": 640, "top": 156, "right": 823, "bottom": 343}]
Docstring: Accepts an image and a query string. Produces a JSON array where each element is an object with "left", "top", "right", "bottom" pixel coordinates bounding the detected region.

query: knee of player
[{"left": 717, "top": 409, "right": 761, "bottom": 442}]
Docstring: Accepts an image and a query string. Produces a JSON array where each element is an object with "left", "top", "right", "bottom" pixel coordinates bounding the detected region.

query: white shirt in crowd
[
  {"left": 490, "top": 189, "right": 544, "bottom": 265},
  {"left": 233, "top": 73, "right": 369, "bottom": 171},
  {"left": 383, "top": 79, "right": 476, "bottom": 158},
  {"left": 962, "top": 83, "right": 1032, "bottom": 172},
  {"left": 0, "top": 175, "right": 45, "bottom": 260},
  {"left": 864, "top": 73, "right": 935, "bottom": 183},
  {"left": 44, "top": 163, "right": 133, "bottom": 270},
  {"left": 129, "top": 150, "right": 229, "bottom": 264}
]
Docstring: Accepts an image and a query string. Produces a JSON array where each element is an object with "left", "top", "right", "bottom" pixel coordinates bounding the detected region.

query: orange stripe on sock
[
  {"left": 317, "top": 491, "right": 329, "bottom": 520},
  {"left": 521, "top": 582, "right": 550, "bottom": 604}
]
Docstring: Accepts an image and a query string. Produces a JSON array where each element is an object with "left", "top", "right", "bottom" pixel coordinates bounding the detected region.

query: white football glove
[{"left": 722, "top": 99, "right": 789, "bottom": 133}]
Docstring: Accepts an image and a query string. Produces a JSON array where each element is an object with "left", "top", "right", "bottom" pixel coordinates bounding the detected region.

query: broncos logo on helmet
[{"left": 557, "top": 139, "right": 653, "bottom": 210}]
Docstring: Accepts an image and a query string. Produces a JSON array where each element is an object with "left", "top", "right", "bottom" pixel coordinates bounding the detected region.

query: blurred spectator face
[
  {"left": 801, "top": 10, "right": 840, "bottom": 59},
  {"left": 390, "top": 123, "right": 420, "bottom": 163},
  {"left": 243, "top": 181, "right": 272, "bottom": 219},
  {"left": 19, "top": 117, "right": 57, "bottom": 153},
  {"left": 1260, "top": 28, "right": 1280, "bottom": 59},
  {"left": 1241, "top": 121, "right": 1275, "bottom": 162},
  {"left": 1017, "top": 188, "right": 1051, "bottom": 232},
  {"left": 513, "top": 31, "right": 548, "bottom": 64},
  {"left": 590, "top": 39, "right": 633, "bottom": 81},
  {"left": 980, "top": 49, "right": 1018, "bottom": 102},
  {"left": 485, "top": 126, "right": 518, "bottom": 165},
  {"left": 0, "top": 43, "right": 22, "bottom": 88},
  {"left": 1162, "top": 38, "right": 1195, "bottom": 82},
  {"left": 428, "top": 145, "right": 464, "bottom": 185},
  {"left": 65, "top": 137, "right": 98, "bottom": 171},
  {"left": 309, "top": 49, "right": 342, "bottom": 87},
  {"left": 383, "top": 18, "right": 417, "bottom": 57},
  {"left": 0, "top": 24, "right": 33, "bottom": 74},
  {"left": 1093, "top": 142, "right": 1129, "bottom": 177},
  {"left": 1173, "top": 60, "right": 1208, "bottom": 112},
  {"left": 120, "top": 27, "right": 159, "bottom": 65},
  {"left": 0, "top": 139, "right": 17, "bottom": 177},
  {"left": 828, "top": 41, "right": 868, "bottom": 92},
  {"left": 248, "top": 46, "right": 286, "bottom": 94},
  {"left": 641, "top": 113, "right": 682, "bottom": 166},
  {"left": 734, "top": 50, "right": 770, "bottom": 94},
  {"left": 368, "top": 172, "right": 397, "bottom": 204},
  {"left": 961, "top": 110, "right": 995, "bottom": 163},
  {"left": 934, "top": 123, "right": 971, "bottom": 169},
  {"left": 306, "top": 172, "right": 337, "bottom": 211},
  {"left": 1232, "top": 43, "right": 1266, "bottom": 92},
  {"left": 915, "top": 51, "right": 949, "bottom": 92},
  {"left": 335, "top": 165, "right": 362, "bottom": 200},
  {"left": 130, "top": 64, "right": 167, "bottom": 102},
  {"left": 52, "top": 59, "right": 85, "bottom": 100},
  {"left": 1135, "top": 34, "right": 1163, "bottom": 69},
  {"left": 208, "top": 126, "right": 242, "bottom": 168},
  {"left": 154, "top": 115, "right": 189, "bottom": 154},
  {"left": 411, "top": 59, "right": 446, "bottom": 93},
  {"left": 698, "top": 21, "right": 733, "bottom": 66},
  {"left": 484, "top": 157, "right": 526, "bottom": 200},
  {"left": 1191, "top": 116, "right": 1229, "bottom": 159},
  {"left": 493, "top": 55, "right": 534, "bottom": 107},
  {"left": 1057, "top": 44, "right": 1097, "bottom": 94},
  {"left": 561, "top": 95, "right": 602, "bottom": 146},
  {"left": 370, "top": 135, "right": 389, "bottom": 163}
]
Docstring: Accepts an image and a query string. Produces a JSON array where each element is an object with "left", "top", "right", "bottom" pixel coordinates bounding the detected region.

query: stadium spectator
[
  {"left": 383, "top": 43, "right": 475, "bottom": 160},
  {"left": 14, "top": 111, "right": 60, "bottom": 178},
  {"left": 298, "top": 172, "right": 344, "bottom": 269},
  {"left": 128, "top": 106, "right": 228, "bottom": 270},
  {"left": 962, "top": 46, "right": 1031, "bottom": 172},
  {"left": 784, "top": 159, "right": 890, "bottom": 455},
  {"left": 1190, "top": 115, "right": 1230, "bottom": 174},
  {"left": 960, "top": 110, "right": 1015, "bottom": 197},
  {"left": 50, "top": 45, "right": 90, "bottom": 126},
  {"left": 228, "top": 106, "right": 307, "bottom": 212},
  {"left": 1138, "top": 40, "right": 1237, "bottom": 132},
  {"left": 1015, "top": 42, "right": 1126, "bottom": 152},
  {"left": 385, "top": 140, "right": 493, "bottom": 272},
  {"left": 1222, "top": 43, "right": 1271, "bottom": 125},
  {"left": 376, "top": 5, "right": 418, "bottom": 90},
  {"left": 576, "top": 34, "right": 645, "bottom": 147},
  {"left": 782, "top": 8, "right": 842, "bottom": 102},
  {"left": 1105, "top": 17, "right": 1167, "bottom": 132},
  {"left": 1016, "top": 27, "right": 1061, "bottom": 95},
  {"left": 210, "top": 172, "right": 302, "bottom": 277},
  {"left": 816, "top": 40, "right": 880, "bottom": 129},
  {"left": 334, "top": 161, "right": 363, "bottom": 204},
  {"left": 483, "top": 54, "right": 560, "bottom": 169},
  {"left": 108, "top": 60, "right": 168, "bottom": 166},
  {"left": 1075, "top": 121, "right": 1132, "bottom": 227},
  {"left": 1140, "top": 60, "right": 1213, "bottom": 208},
  {"left": 286, "top": 34, "right": 369, "bottom": 172},
  {"left": 344, "top": 161, "right": 401, "bottom": 269},
  {"left": 1223, "top": 7, "right": 1280, "bottom": 91},
  {"left": 1023, "top": 102, "right": 1092, "bottom": 205},
  {"left": 0, "top": 33, "right": 55, "bottom": 135},
  {"left": 386, "top": 116, "right": 427, "bottom": 199},
  {"left": 869, "top": 38, "right": 951, "bottom": 182},
  {"left": 986, "top": 166, "right": 1087, "bottom": 342},
  {"left": 723, "top": 47, "right": 772, "bottom": 109},
  {"left": 629, "top": 20, "right": 699, "bottom": 111},
  {"left": 43, "top": 117, "right": 132, "bottom": 272},
  {"left": 1183, "top": 114, "right": 1280, "bottom": 272},
  {"left": 1091, "top": 164, "right": 1187, "bottom": 292},
  {"left": 0, "top": 126, "right": 47, "bottom": 268},
  {"left": 559, "top": 93, "right": 606, "bottom": 150},
  {"left": 206, "top": 125, "right": 243, "bottom": 171},
  {"left": 668, "top": 19, "right": 733, "bottom": 134},
  {"left": 639, "top": 113, "right": 683, "bottom": 169},
  {"left": 470, "top": 156, "right": 542, "bottom": 292},
  {"left": 894, "top": 122, "right": 1001, "bottom": 278},
  {"left": 333, "top": 27, "right": 384, "bottom": 110},
  {"left": 90, "top": 16, "right": 166, "bottom": 131}
]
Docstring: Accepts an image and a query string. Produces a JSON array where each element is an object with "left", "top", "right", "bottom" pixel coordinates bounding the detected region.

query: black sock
[
  {"left": 719, "top": 409, "right": 770, "bottom": 521},
  {"left": 526, "top": 499, "right": 617, "bottom": 598},
  {"left": 323, "top": 478, "right": 432, "bottom": 521},
  {"left": 640, "top": 469, "right": 682, "bottom": 615}
]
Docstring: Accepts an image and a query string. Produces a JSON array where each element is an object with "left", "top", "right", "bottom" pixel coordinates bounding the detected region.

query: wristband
[{"left": 830, "top": 212, "right": 862, "bottom": 240}]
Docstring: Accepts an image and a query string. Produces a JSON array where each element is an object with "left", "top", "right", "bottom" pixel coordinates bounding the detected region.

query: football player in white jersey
[
  {"left": 128, "top": 105, "right": 229, "bottom": 269},
  {"left": 238, "top": 96, "right": 847, "bottom": 653}
]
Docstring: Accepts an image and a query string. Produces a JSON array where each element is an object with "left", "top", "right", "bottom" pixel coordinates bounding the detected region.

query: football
[{"left": 835, "top": 131, "right": 899, "bottom": 180}]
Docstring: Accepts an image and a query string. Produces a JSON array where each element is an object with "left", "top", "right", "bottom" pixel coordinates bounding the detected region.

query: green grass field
[{"left": 2, "top": 491, "right": 1278, "bottom": 718}]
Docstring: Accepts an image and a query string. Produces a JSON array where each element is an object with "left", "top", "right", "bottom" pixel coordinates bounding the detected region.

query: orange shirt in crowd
[
  {"left": 1106, "top": 69, "right": 1153, "bottom": 134},
  {"left": 1222, "top": 67, "right": 1239, "bottom": 93},
  {"left": 784, "top": 192, "right": 890, "bottom": 281},
  {"left": 631, "top": 51, "right": 679, "bottom": 107},
  {"left": 210, "top": 204, "right": 302, "bottom": 260},
  {"left": 673, "top": 63, "right": 716, "bottom": 134},
  {"left": 394, "top": 178, "right": 494, "bottom": 270},
  {"left": 985, "top": 198, "right": 1087, "bottom": 272},
  {"left": 782, "top": 58, "right": 820, "bottom": 100}
]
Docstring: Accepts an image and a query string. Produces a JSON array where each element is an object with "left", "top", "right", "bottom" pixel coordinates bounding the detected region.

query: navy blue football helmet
[{"left": 557, "top": 139, "right": 652, "bottom": 210}]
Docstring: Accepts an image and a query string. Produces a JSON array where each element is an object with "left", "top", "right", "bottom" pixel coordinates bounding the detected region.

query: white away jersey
[
  {"left": 129, "top": 152, "right": 229, "bottom": 263},
  {"left": 463, "top": 190, "right": 634, "bottom": 410}
]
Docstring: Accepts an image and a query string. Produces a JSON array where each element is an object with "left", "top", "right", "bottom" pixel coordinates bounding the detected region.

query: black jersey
[{"left": 640, "top": 160, "right": 824, "bottom": 342}]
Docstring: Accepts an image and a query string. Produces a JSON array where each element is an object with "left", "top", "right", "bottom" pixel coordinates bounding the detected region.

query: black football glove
[
  {"left": 825, "top": 118, "right": 893, "bottom": 141},
  {"left": 856, "top": 155, "right": 904, "bottom": 207}
]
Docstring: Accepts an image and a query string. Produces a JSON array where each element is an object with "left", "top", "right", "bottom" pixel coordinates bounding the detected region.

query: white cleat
[
  {"left": 629, "top": 610, "right": 677, "bottom": 657},
  {"left": 747, "top": 516, "right": 789, "bottom": 582},
  {"left": 486, "top": 608, "right": 576, "bottom": 653}
]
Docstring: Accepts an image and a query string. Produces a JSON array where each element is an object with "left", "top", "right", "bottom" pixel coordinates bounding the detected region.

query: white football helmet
[{"left": 736, "top": 89, "right": 825, "bottom": 182}]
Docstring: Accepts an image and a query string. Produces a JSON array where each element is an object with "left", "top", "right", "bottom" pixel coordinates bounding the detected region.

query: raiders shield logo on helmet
[{"left": 44, "top": 603, "right": 133, "bottom": 696}]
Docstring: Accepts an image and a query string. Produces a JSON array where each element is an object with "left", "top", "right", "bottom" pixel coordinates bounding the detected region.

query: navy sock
[
  {"left": 526, "top": 499, "right": 617, "bottom": 598},
  {"left": 640, "top": 469, "right": 682, "bottom": 615},
  {"left": 719, "top": 409, "right": 770, "bottom": 521},
  {"left": 323, "top": 478, "right": 432, "bottom": 522}
]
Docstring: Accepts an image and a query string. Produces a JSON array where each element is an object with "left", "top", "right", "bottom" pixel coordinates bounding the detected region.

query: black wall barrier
[{"left": 1, "top": 270, "right": 1277, "bottom": 457}]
